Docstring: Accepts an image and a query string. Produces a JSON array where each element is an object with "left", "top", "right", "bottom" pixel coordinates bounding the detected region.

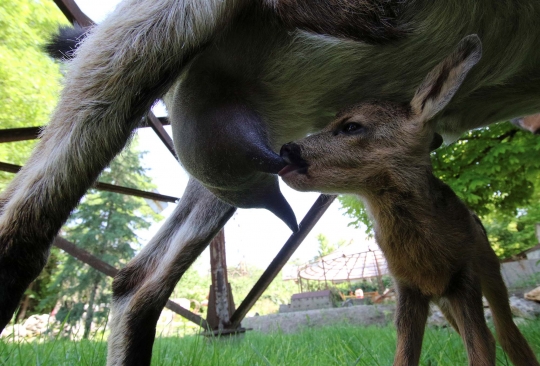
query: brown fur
[{"left": 280, "top": 36, "right": 538, "bottom": 366}]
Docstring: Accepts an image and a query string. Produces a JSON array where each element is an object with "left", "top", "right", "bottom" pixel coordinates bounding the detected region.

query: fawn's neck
[{"left": 360, "top": 166, "right": 450, "bottom": 250}]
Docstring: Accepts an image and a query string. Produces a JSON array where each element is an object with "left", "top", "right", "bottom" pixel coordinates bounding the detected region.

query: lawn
[{"left": 1, "top": 320, "right": 540, "bottom": 365}]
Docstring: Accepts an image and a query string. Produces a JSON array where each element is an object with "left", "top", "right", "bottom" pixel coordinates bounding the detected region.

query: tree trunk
[{"left": 83, "top": 278, "right": 99, "bottom": 339}]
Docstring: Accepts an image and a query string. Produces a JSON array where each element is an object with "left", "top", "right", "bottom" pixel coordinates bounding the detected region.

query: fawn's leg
[
  {"left": 445, "top": 267, "right": 496, "bottom": 366},
  {"left": 479, "top": 248, "right": 539, "bottom": 366},
  {"left": 436, "top": 298, "right": 460, "bottom": 333},
  {"left": 107, "top": 179, "right": 235, "bottom": 366},
  {"left": 393, "top": 282, "right": 430, "bottom": 366}
]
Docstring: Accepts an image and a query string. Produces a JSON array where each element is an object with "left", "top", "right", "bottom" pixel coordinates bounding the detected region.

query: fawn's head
[{"left": 279, "top": 35, "right": 482, "bottom": 195}]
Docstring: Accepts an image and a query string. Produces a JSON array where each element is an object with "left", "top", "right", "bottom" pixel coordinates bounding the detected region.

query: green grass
[{"left": 2, "top": 320, "right": 540, "bottom": 365}]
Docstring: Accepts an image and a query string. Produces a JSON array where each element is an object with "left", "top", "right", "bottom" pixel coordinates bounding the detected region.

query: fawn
[{"left": 279, "top": 35, "right": 539, "bottom": 366}]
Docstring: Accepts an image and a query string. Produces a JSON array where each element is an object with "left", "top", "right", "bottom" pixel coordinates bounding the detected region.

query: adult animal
[{"left": 2, "top": 1, "right": 540, "bottom": 365}]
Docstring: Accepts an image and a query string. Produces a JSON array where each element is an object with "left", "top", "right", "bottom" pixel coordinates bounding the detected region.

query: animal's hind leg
[
  {"left": 479, "top": 250, "right": 539, "bottom": 366},
  {"left": 0, "top": 101, "right": 140, "bottom": 331},
  {"left": 107, "top": 179, "right": 235, "bottom": 366},
  {"left": 445, "top": 267, "right": 495, "bottom": 366},
  {"left": 435, "top": 298, "right": 460, "bottom": 333}
]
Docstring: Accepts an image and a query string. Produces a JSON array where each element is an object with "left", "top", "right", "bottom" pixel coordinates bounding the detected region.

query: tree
[
  {"left": 431, "top": 122, "right": 540, "bottom": 215},
  {"left": 482, "top": 186, "right": 540, "bottom": 258},
  {"left": 0, "top": 0, "right": 67, "bottom": 189},
  {"left": 44, "top": 142, "right": 161, "bottom": 338},
  {"left": 0, "top": 0, "right": 68, "bottom": 320},
  {"left": 171, "top": 260, "right": 300, "bottom": 316},
  {"left": 313, "top": 234, "right": 346, "bottom": 260},
  {"left": 340, "top": 122, "right": 540, "bottom": 258}
]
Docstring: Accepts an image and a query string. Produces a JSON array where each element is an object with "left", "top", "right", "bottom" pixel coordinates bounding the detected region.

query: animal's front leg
[
  {"left": 107, "top": 179, "right": 235, "bottom": 366},
  {"left": 393, "top": 282, "right": 430, "bottom": 366}
]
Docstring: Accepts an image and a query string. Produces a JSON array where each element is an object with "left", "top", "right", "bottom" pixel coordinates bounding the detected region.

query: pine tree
[{"left": 46, "top": 142, "right": 162, "bottom": 338}]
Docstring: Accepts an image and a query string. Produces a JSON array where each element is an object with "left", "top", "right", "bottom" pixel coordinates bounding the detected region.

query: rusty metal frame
[
  {"left": 0, "top": 117, "right": 169, "bottom": 143},
  {"left": 229, "top": 194, "right": 335, "bottom": 327},
  {"left": 53, "top": 236, "right": 209, "bottom": 328},
  {"left": 0, "top": 162, "right": 178, "bottom": 203},
  {"left": 1, "top": 0, "right": 338, "bottom": 335}
]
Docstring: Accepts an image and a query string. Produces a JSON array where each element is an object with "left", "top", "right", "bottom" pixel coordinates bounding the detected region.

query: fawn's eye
[{"left": 342, "top": 122, "right": 364, "bottom": 134}]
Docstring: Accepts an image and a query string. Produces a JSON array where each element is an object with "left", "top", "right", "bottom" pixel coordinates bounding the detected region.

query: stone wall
[
  {"left": 244, "top": 305, "right": 395, "bottom": 334},
  {"left": 501, "top": 259, "right": 540, "bottom": 288}
]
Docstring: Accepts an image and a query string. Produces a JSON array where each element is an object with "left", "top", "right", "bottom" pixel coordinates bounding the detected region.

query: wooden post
[{"left": 206, "top": 230, "right": 237, "bottom": 332}]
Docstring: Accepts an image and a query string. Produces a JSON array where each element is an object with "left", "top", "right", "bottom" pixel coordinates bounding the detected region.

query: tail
[
  {"left": 43, "top": 24, "right": 88, "bottom": 60},
  {"left": 0, "top": 0, "right": 247, "bottom": 330}
]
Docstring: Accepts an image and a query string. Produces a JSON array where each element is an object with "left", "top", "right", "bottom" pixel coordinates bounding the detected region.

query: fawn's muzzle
[{"left": 279, "top": 143, "right": 309, "bottom": 176}]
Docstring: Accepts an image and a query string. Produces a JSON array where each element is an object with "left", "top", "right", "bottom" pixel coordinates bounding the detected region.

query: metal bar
[
  {"left": 0, "top": 118, "right": 170, "bottom": 144},
  {"left": 54, "top": 237, "right": 118, "bottom": 277},
  {"left": 53, "top": 236, "right": 209, "bottom": 329},
  {"left": 230, "top": 194, "right": 337, "bottom": 328},
  {"left": 0, "top": 162, "right": 178, "bottom": 203},
  {"left": 164, "top": 300, "right": 209, "bottom": 329},
  {"left": 53, "top": 0, "right": 94, "bottom": 27},
  {"left": 146, "top": 113, "right": 178, "bottom": 159},
  {"left": 141, "top": 116, "right": 170, "bottom": 127},
  {"left": 0, "top": 127, "right": 41, "bottom": 143},
  {"left": 94, "top": 182, "right": 178, "bottom": 203},
  {"left": 0, "top": 162, "right": 20, "bottom": 174}
]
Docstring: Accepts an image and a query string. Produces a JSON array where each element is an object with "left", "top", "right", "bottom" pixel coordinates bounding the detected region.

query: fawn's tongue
[{"left": 278, "top": 164, "right": 299, "bottom": 177}]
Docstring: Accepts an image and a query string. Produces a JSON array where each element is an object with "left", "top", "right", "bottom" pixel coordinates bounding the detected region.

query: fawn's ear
[{"left": 410, "top": 35, "right": 482, "bottom": 122}]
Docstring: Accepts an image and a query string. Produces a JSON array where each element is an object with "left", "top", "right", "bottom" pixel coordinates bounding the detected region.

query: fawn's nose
[{"left": 280, "top": 143, "right": 303, "bottom": 164}]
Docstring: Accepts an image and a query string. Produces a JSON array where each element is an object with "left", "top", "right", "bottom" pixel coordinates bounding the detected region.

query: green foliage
[
  {"left": 172, "top": 260, "right": 211, "bottom": 309},
  {"left": 433, "top": 122, "right": 540, "bottom": 258},
  {"left": 340, "top": 122, "right": 540, "bottom": 258},
  {"left": 0, "top": 0, "right": 74, "bottom": 319},
  {"left": 43, "top": 142, "right": 161, "bottom": 333},
  {"left": 432, "top": 123, "right": 540, "bottom": 215},
  {"left": 228, "top": 265, "right": 298, "bottom": 315},
  {"left": 301, "top": 276, "right": 393, "bottom": 298},
  {"left": 483, "top": 193, "right": 540, "bottom": 259},
  {"left": 0, "top": 0, "right": 67, "bottom": 188},
  {"left": 338, "top": 195, "right": 374, "bottom": 235},
  {"left": 314, "top": 234, "right": 346, "bottom": 260},
  {"left": 172, "top": 262, "right": 299, "bottom": 316}
]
